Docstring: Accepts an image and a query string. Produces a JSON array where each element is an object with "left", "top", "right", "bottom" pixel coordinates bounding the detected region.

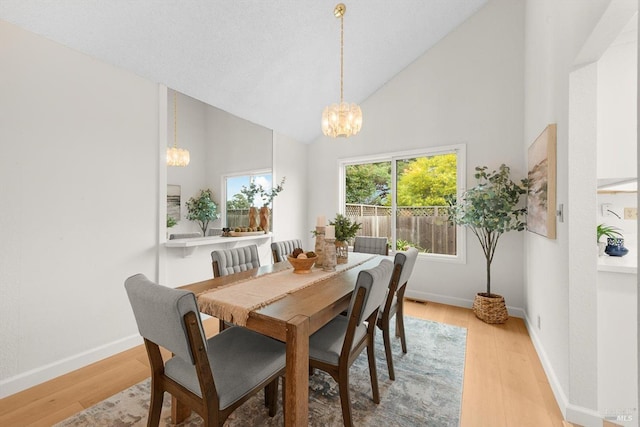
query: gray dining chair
[
  {"left": 377, "top": 247, "right": 419, "bottom": 380},
  {"left": 169, "top": 232, "right": 202, "bottom": 240},
  {"left": 353, "top": 236, "right": 389, "bottom": 256},
  {"left": 270, "top": 239, "right": 302, "bottom": 263},
  {"left": 211, "top": 244, "right": 260, "bottom": 278},
  {"left": 124, "top": 274, "right": 286, "bottom": 427},
  {"left": 308, "top": 259, "right": 394, "bottom": 427}
]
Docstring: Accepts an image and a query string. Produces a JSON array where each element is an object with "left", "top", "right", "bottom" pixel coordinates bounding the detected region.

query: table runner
[{"left": 197, "top": 253, "right": 376, "bottom": 326}]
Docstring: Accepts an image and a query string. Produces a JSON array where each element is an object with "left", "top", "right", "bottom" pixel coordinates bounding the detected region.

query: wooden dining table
[{"left": 176, "top": 252, "right": 382, "bottom": 426}]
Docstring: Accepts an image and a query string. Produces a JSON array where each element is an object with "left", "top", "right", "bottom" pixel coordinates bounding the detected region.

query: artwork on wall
[
  {"left": 527, "top": 124, "right": 557, "bottom": 239},
  {"left": 167, "top": 185, "right": 181, "bottom": 222}
]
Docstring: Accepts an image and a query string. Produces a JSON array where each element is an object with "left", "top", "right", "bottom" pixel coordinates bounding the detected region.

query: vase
[
  {"left": 314, "top": 226, "right": 325, "bottom": 267},
  {"left": 259, "top": 207, "right": 270, "bottom": 232},
  {"left": 335, "top": 240, "right": 348, "bottom": 264},
  {"left": 248, "top": 207, "right": 259, "bottom": 228},
  {"left": 323, "top": 238, "right": 337, "bottom": 271},
  {"left": 605, "top": 237, "right": 628, "bottom": 257}
]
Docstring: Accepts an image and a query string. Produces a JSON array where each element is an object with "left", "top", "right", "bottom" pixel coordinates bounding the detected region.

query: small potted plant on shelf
[
  {"left": 186, "top": 189, "right": 219, "bottom": 236},
  {"left": 597, "top": 223, "right": 623, "bottom": 256},
  {"left": 448, "top": 164, "right": 528, "bottom": 324},
  {"left": 330, "top": 213, "right": 362, "bottom": 264}
]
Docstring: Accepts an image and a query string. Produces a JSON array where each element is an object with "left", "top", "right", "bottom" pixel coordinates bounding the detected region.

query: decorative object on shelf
[
  {"left": 329, "top": 214, "right": 362, "bottom": 264},
  {"left": 321, "top": 3, "right": 363, "bottom": 138},
  {"left": 527, "top": 123, "right": 557, "bottom": 239},
  {"left": 448, "top": 164, "right": 528, "bottom": 324},
  {"left": 313, "top": 224, "right": 326, "bottom": 268},
  {"left": 258, "top": 207, "right": 270, "bottom": 232},
  {"left": 186, "top": 189, "right": 219, "bottom": 236},
  {"left": 605, "top": 237, "right": 629, "bottom": 257},
  {"left": 166, "top": 91, "right": 190, "bottom": 167},
  {"left": 240, "top": 177, "right": 285, "bottom": 231},
  {"left": 597, "top": 223, "right": 623, "bottom": 257},
  {"left": 323, "top": 237, "right": 337, "bottom": 271},
  {"left": 166, "top": 215, "right": 177, "bottom": 229}
]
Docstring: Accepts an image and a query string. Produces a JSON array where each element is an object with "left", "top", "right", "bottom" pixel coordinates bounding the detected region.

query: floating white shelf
[{"left": 165, "top": 233, "right": 272, "bottom": 257}]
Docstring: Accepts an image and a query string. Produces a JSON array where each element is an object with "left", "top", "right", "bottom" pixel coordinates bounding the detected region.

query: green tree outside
[{"left": 396, "top": 154, "right": 457, "bottom": 206}]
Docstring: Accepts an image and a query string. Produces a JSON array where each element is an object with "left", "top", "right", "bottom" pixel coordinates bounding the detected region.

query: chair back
[
  {"left": 169, "top": 232, "right": 202, "bottom": 240},
  {"left": 346, "top": 259, "right": 394, "bottom": 326},
  {"left": 124, "top": 273, "right": 205, "bottom": 364},
  {"left": 271, "top": 239, "right": 302, "bottom": 262},
  {"left": 211, "top": 244, "right": 260, "bottom": 277},
  {"left": 394, "top": 247, "right": 419, "bottom": 288},
  {"left": 353, "top": 236, "right": 388, "bottom": 255}
]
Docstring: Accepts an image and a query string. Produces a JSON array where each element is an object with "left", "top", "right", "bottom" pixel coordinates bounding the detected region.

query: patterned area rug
[{"left": 55, "top": 316, "right": 467, "bottom": 427}]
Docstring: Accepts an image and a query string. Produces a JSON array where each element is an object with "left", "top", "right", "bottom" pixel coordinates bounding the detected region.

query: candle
[
  {"left": 325, "top": 225, "right": 335, "bottom": 239},
  {"left": 316, "top": 215, "right": 326, "bottom": 227}
]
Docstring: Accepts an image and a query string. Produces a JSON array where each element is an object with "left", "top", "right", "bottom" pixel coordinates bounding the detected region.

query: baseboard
[
  {"left": 523, "top": 314, "right": 603, "bottom": 427},
  {"left": 0, "top": 334, "right": 142, "bottom": 399},
  {"left": 405, "top": 290, "right": 525, "bottom": 319}
]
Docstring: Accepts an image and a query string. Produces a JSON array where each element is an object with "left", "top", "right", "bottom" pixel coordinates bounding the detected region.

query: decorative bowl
[
  {"left": 605, "top": 237, "right": 628, "bottom": 257},
  {"left": 287, "top": 255, "right": 318, "bottom": 274}
]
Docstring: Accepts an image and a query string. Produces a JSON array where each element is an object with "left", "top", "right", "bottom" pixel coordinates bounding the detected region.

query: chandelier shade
[
  {"left": 321, "top": 102, "right": 362, "bottom": 138},
  {"left": 321, "top": 3, "right": 362, "bottom": 138},
  {"left": 167, "top": 90, "right": 190, "bottom": 167}
]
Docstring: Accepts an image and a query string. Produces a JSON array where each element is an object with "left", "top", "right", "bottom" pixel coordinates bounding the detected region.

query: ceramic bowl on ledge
[{"left": 605, "top": 237, "right": 629, "bottom": 257}]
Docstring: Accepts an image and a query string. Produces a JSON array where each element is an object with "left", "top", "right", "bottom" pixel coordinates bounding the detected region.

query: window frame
[
  {"left": 338, "top": 144, "right": 466, "bottom": 263},
  {"left": 222, "top": 169, "right": 273, "bottom": 227}
]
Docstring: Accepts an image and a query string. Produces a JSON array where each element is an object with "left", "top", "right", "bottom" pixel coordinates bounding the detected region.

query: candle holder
[
  {"left": 314, "top": 226, "right": 325, "bottom": 267},
  {"left": 323, "top": 238, "right": 337, "bottom": 271}
]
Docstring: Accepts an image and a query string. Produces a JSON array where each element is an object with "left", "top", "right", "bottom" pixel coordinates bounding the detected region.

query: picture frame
[
  {"left": 527, "top": 124, "right": 557, "bottom": 239},
  {"left": 167, "top": 184, "right": 181, "bottom": 222}
]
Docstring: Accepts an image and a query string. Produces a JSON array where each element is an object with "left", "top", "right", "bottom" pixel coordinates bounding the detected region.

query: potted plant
[
  {"left": 597, "top": 223, "right": 622, "bottom": 256},
  {"left": 448, "top": 164, "right": 528, "bottom": 324},
  {"left": 330, "top": 213, "right": 362, "bottom": 264},
  {"left": 186, "top": 189, "right": 220, "bottom": 236}
]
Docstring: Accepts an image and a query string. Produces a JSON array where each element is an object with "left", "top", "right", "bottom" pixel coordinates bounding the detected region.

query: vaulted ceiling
[{"left": 0, "top": 0, "right": 488, "bottom": 142}]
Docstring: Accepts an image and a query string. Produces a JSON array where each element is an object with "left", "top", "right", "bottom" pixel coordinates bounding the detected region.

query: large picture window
[
  {"left": 224, "top": 171, "right": 273, "bottom": 230},
  {"left": 340, "top": 145, "right": 465, "bottom": 260}
]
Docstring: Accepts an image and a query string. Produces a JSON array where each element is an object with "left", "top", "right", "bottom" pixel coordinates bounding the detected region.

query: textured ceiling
[{"left": 0, "top": 0, "right": 487, "bottom": 142}]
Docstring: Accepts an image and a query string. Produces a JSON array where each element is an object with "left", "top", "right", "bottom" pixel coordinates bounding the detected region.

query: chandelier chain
[
  {"left": 340, "top": 12, "right": 344, "bottom": 104},
  {"left": 173, "top": 91, "right": 178, "bottom": 149}
]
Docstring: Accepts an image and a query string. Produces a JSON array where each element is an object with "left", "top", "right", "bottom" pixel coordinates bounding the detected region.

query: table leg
[{"left": 285, "top": 315, "right": 309, "bottom": 427}]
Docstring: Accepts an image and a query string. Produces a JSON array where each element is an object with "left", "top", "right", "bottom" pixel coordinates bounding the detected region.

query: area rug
[{"left": 55, "top": 316, "right": 467, "bottom": 427}]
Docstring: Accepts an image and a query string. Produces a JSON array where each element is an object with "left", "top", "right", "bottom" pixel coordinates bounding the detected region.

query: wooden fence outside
[{"left": 345, "top": 204, "right": 456, "bottom": 255}]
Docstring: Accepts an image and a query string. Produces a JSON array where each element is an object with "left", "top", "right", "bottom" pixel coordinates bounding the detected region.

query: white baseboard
[
  {"left": 0, "top": 334, "right": 142, "bottom": 399},
  {"left": 523, "top": 314, "right": 603, "bottom": 427},
  {"left": 405, "top": 290, "right": 525, "bottom": 319}
]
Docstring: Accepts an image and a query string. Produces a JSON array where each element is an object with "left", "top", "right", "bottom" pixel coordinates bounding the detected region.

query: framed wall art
[
  {"left": 167, "top": 184, "right": 181, "bottom": 222},
  {"left": 527, "top": 123, "right": 557, "bottom": 239}
]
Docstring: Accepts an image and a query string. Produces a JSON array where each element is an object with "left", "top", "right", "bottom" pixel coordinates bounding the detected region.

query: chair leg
[
  {"left": 337, "top": 369, "right": 354, "bottom": 427},
  {"left": 147, "top": 378, "right": 163, "bottom": 427},
  {"left": 381, "top": 318, "right": 395, "bottom": 380},
  {"left": 366, "top": 341, "right": 380, "bottom": 404},
  {"left": 397, "top": 311, "right": 407, "bottom": 354}
]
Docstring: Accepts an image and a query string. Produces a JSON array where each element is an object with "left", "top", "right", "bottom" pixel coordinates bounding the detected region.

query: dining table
[{"left": 176, "top": 251, "right": 382, "bottom": 426}]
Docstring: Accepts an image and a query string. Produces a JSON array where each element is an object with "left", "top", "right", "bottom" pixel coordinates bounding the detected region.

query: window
[
  {"left": 224, "top": 171, "right": 273, "bottom": 230},
  {"left": 340, "top": 145, "right": 465, "bottom": 261}
]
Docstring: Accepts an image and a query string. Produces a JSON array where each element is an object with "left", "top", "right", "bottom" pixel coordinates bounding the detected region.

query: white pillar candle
[
  {"left": 316, "top": 215, "right": 326, "bottom": 227},
  {"left": 325, "top": 225, "right": 335, "bottom": 239}
]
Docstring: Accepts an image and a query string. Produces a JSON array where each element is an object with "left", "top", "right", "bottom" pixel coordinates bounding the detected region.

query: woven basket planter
[{"left": 473, "top": 293, "right": 509, "bottom": 324}]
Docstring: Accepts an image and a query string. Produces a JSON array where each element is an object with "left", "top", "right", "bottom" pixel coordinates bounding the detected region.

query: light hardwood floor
[{"left": 0, "top": 301, "right": 565, "bottom": 426}]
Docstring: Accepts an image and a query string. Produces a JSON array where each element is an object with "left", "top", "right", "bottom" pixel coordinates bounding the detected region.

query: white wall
[
  {"left": 597, "top": 36, "right": 638, "bottom": 180},
  {"left": 0, "top": 20, "right": 159, "bottom": 396},
  {"left": 524, "top": 0, "right": 637, "bottom": 424},
  {"left": 307, "top": 0, "right": 527, "bottom": 312}
]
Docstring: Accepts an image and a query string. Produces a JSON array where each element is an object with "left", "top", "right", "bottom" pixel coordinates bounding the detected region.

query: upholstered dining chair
[
  {"left": 377, "top": 247, "right": 419, "bottom": 380},
  {"left": 211, "top": 244, "right": 260, "bottom": 278},
  {"left": 124, "top": 274, "right": 286, "bottom": 427},
  {"left": 308, "top": 259, "right": 394, "bottom": 427},
  {"left": 353, "top": 236, "right": 389, "bottom": 256},
  {"left": 270, "top": 238, "right": 302, "bottom": 263},
  {"left": 169, "top": 232, "right": 202, "bottom": 240}
]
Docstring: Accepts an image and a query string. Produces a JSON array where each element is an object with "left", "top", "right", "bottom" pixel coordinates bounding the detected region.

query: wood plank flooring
[{"left": 0, "top": 301, "right": 566, "bottom": 426}]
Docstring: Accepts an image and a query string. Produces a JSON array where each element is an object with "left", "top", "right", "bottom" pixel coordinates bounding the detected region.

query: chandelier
[
  {"left": 321, "top": 3, "right": 362, "bottom": 138},
  {"left": 166, "top": 91, "right": 190, "bottom": 167}
]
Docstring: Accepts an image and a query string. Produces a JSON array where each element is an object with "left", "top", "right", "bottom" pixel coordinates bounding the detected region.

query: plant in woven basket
[{"left": 448, "top": 164, "right": 528, "bottom": 298}]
